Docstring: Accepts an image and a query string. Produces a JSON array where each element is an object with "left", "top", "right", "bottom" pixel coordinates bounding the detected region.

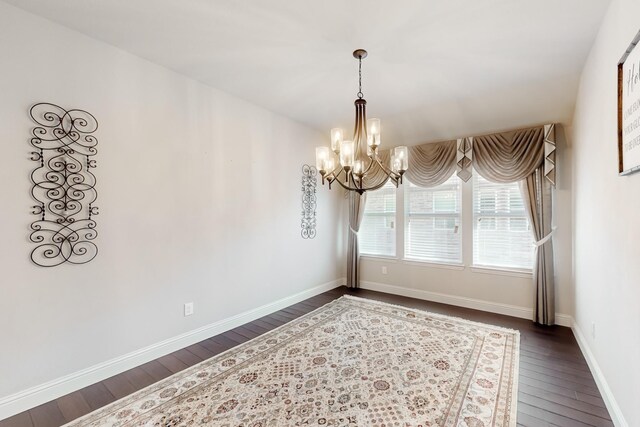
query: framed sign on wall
[{"left": 618, "top": 29, "right": 640, "bottom": 175}]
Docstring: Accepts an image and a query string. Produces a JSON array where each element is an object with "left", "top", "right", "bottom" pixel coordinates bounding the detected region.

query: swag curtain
[
  {"left": 472, "top": 128, "right": 545, "bottom": 182},
  {"left": 405, "top": 140, "right": 458, "bottom": 187},
  {"left": 346, "top": 123, "right": 558, "bottom": 325}
]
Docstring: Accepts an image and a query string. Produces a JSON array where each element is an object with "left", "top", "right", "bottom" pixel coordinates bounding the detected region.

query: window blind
[
  {"left": 405, "top": 176, "right": 462, "bottom": 263},
  {"left": 359, "top": 181, "right": 396, "bottom": 257},
  {"left": 472, "top": 173, "right": 534, "bottom": 269}
]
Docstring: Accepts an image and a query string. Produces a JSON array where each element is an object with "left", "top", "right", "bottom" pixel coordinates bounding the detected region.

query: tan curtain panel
[
  {"left": 404, "top": 140, "right": 457, "bottom": 188},
  {"left": 473, "top": 127, "right": 545, "bottom": 183},
  {"left": 520, "top": 168, "right": 555, "bottom": 325},
  {"left": 347, "top": 192, "right": 367, "bottom": 288}
]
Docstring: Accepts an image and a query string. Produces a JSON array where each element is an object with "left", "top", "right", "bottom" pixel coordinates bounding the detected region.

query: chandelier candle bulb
[
  {"left": 354, "top": 160, "right": 364, "bottom": 176},
  {"left": 331, "top": 128, "right": 343, "bottom": 153},
  {"left": 340, "top": 140, "right": 355, "bottom": 169},
  {"left": 391, "top": 154, "right": 400, "bottom": 173},
  {"left": 395, "top": 146, "right": 409, "bottom": 171},
  {"left": 367, "top": 118, "right": 381, "bottom": 148},
  {"left": 325, "top": 157, "right": 335, "bottom": 174},
  {"left": 315, "top": 146, "right": 330, "bottom": 173}
]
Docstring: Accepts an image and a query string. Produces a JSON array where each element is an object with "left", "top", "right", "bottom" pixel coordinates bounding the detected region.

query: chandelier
[{"left": 315, "top": 49, "right": 408, "bottom": 195}]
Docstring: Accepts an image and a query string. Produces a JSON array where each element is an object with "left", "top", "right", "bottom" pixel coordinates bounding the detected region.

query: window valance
[
  {"left": 400, "top": 124, "right": 557, "bottom": 188},
  {"left": 404, "top": 140, "right": 458, "bottom": 187}
]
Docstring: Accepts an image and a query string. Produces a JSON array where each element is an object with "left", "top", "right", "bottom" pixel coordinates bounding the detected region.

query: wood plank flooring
[{"left": 0, "top": 287, "right": 613, "bottom": 427}]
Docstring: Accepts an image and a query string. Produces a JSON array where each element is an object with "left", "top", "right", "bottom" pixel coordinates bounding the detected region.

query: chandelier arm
[
  {"left": 329, "top": 164, "right": 396, "bottom": 193},
  {"left": 326, "top": 165, "right": 340, "bottom": 178},
  {"left": 329, "top": 167, "right": 347, "bottom": 186},
  {"left": 324, "top": 172, "right": 337, "bottom": 187},
  {"left": 362, "top": 155, "right": 376, "bottom": 176},
  {"left": 326, "top": 167, "right": 367, "bottom": 193},
  {"left": 365, "top": 178, "right": 393, "bottom": 192},
  {"left": 350, "top": 171, "right": 360, "bottom": 191},
  {"left": 372, "top": 156, "right": 398, "bottom": 178},
  {"left": 333, "top": 175, "right": 363, "bottom": 193}
]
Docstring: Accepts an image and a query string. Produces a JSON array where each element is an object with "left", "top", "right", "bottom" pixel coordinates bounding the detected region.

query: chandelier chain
[{"left": 357, "top": 57, "right": 363, "bottom": 99}]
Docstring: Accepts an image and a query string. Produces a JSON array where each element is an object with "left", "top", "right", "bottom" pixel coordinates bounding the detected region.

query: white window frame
[
  {"left": 359, "top": 181, "right": 397, "bottom": 258},
  {"left": 403, "top": 177, "right": 463, "bottom": 265},
  {"left": 358, "top": 172, "right": 533, "bottom": 277},
  {"left": 471, "top": 173, "right": 534, "bottom": 272}
]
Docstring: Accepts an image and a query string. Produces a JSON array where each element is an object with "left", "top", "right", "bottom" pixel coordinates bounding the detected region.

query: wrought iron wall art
[
  {"left": 29, "top": 103, "right": 99, "bottom": 267},
  {"left": 301, "top": 164, "right": 317, "bottom": 239}
]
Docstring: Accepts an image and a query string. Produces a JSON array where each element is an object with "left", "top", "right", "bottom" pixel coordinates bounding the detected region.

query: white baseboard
[
  {"left": 359, "top": 280, "right": 573, "bottom": 327},
  {"left": 0, "top": 278, "right": 345, "bottom": 421},
  {"left": 571, "top": 320, "right": 628, "bottom": 427}
]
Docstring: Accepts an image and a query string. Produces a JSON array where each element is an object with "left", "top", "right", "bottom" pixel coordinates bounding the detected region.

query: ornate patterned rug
[{"left": 65, "top": 295, "right": 520, "bottom": 427}]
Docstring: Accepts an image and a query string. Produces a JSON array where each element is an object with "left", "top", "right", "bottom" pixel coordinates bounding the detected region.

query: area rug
[{"left": 65, "top": 295, "right": 520, "bottom": 427}]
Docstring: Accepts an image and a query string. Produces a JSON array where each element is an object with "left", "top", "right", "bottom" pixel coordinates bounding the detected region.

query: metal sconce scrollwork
[
  {"left": 29, "top": 103, "right": 99, "bottom": 267},
  {"left": 301, "top": 164, "right": 317, "bottom": 239}
]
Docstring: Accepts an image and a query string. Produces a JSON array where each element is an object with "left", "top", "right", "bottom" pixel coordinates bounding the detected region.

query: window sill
[
  {"left": 470, "top": 265, "right": 532, "bottom": 278},
  {"left": 360, "top": 255, "right": 399, "bottom": 263},
  {"left": 361, "top": 256, "right": 465, "bottom": 271},
  {"left": 361, "top": 257, "right": 533, "bottom": 278},
  {"left": 402, "top": 259, "right": 465, "bottom": 271}
]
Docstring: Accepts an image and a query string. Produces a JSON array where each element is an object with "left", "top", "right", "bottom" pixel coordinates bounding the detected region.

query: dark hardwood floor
[{"left": 0, "top": 287, "right": 613, "bottom": 427}]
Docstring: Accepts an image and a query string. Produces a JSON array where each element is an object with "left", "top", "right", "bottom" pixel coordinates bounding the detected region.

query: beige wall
[
  {"left": 0, "top": 2, "right": 342, "bottom": 414},
  {"left": 571, "top": 0, "right": 640, "bottom": 424},
  {"left": 357, "top": 126, "right": 573, "bottom": 321}
]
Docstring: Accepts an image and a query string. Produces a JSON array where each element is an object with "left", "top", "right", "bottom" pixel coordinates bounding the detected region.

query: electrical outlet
[
  {"left": 381, "top": 266, "right": 388, "bottom": 275},
  {"left": 184, "top": 302, "right": 194, "bottom": 317},
  {"left": 591, "top": 322, "right": 596, "bottom": 339}
]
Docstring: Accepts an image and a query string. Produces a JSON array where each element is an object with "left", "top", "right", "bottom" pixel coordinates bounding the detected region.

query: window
[
  {"left": 359, "top": 181, "right": 396, "bottom": 256},
  {"left": 472, "top": 173, "right": 534, "bottom": 269},
  {"left": 405, "top": 175, "right": 462, "bottom": 263}
]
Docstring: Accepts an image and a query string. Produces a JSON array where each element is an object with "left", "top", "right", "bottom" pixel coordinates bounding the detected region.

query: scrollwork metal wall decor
[
  {"left": 29, "top": 103, "right": 99, "bottom": 267},
  {"left": 301, "top": 164, "right": 317, "bottom": 239}
]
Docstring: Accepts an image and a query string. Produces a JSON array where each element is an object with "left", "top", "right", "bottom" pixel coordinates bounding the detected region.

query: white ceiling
[{"left": 4, "top": 0, "right": 611, "bottom": 145}]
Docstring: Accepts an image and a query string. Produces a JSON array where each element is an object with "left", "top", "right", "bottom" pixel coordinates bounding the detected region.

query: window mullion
[
  {"left": 461, "top": 175, "right": 473, "bottom": 266},
  {"left": 397, "top": 180, "right": 405, "bottom": 260}
]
